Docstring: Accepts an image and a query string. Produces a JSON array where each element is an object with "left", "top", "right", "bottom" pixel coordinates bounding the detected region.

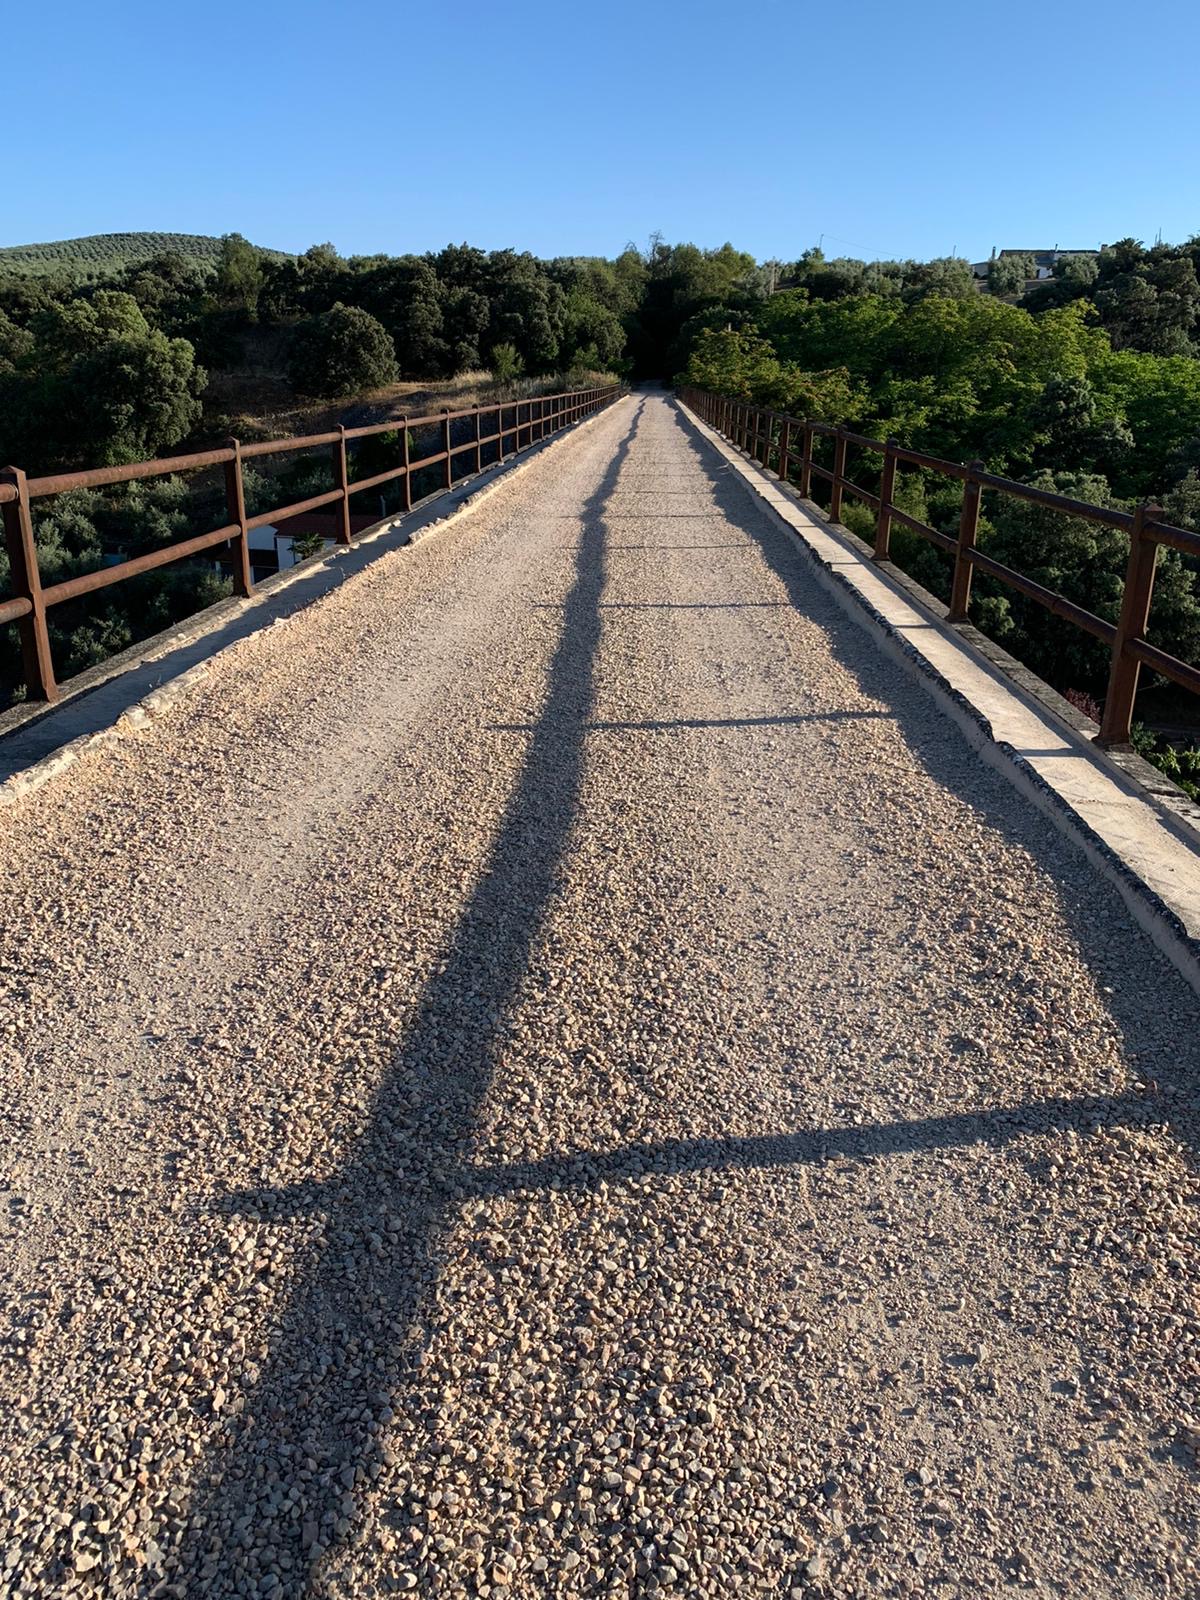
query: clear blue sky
[{"left": 8, "top": 0, "right": 1199, "bottom": 265}]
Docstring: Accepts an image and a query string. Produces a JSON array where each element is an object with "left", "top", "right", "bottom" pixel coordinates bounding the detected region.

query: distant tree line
[
  {"left": 0, "top": 233, "right": 647, "bottom": 474},
  {"left": 6, "top": 229, "right": 1200, "bottom": 770}
]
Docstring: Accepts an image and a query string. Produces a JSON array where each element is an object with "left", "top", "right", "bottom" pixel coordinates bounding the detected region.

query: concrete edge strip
[
  {"left": 0, "top": 398, "right": 628, "bottom": 812},
  {"left": 677, "top": 400, "right": 1200, "bottom": 994}
]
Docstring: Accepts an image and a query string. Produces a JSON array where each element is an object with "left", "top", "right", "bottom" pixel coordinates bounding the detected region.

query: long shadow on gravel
[
  {"left": 173, "top": 400, "right": 647, "bottom": 1596},
  {"left": 667, "top": 399, "right": 1200, "bottom": 1140}
]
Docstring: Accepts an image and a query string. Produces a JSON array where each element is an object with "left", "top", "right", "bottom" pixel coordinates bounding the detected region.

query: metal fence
[
  {"left": 1, "top": 384, "right": 623, "bottom": 703},
  {"left": 682, "top": 386, "right": 1200, "bottom": 747}
]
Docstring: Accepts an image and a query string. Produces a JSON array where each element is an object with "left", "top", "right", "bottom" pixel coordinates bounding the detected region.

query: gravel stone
[{"left": 0, "top": 393, "right": 1197, "bottom": 1598}]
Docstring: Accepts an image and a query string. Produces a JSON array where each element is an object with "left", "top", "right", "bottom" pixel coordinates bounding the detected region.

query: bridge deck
[{"left": 1, "top": 392, "right": 1197, "bottom": 1597}]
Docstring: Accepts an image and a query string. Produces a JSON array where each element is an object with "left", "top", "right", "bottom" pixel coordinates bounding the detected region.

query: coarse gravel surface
[{"left": 0, "top": 391, "right": 1198, "bottom": 1600}]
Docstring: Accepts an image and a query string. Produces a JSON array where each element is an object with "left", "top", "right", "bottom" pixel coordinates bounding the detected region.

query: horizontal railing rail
[
  {"left": 1, "top": 384, "right": 623, "bottom": 703},
  {"left": 681, "top": 386, "right": 1200, "bottom": 747}
]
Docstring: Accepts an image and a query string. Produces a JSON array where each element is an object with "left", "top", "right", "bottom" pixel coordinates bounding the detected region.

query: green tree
[
  {"left": 684, "top": 327, "right": 863, "bottom": 421},
  {"left": 0, "top": 291, "right": 206, "bottom": 469},
  {"left": 1163, "top": 469, "right": 1200, "bottom": 531},
  {"left": 213, "top": 232, "right": 265, "bottom": 316},
  {"left": 0, "top": 308, "right": 33, "bottom": 372},
  {"left": 351, "top": 257, "right": 445, "bottom": 376},
  {"left": 287, "top": 303, "right": 398, "bottom": 397},
  {"left": 987, "top": 253, "right": 1036, "bottom": 297},
  {"left": 489, "top": 341, "right": 524, "bottom": 386},
  {"left": 1029, "top": 376, "right": 1133, "bottom": 478}
]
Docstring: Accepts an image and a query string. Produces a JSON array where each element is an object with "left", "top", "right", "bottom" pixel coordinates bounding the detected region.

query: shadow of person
[{"left": 172, "top": 401, "right": 647, "bottom": 1596}]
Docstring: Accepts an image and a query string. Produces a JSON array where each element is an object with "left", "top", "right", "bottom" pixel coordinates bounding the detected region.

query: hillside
[{"left": 0, "top": 231, "right": 291, "bottom": 279}]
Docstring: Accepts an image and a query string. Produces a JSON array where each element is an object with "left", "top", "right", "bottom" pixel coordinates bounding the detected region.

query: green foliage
[
  {"left": 0, "top": 477, "right": 232, "bottom": 702},
  {"left": 0, "top": 290, "right": 205, "bottom": 470},
  {"left": 1164, "top": 469, "right": 1200, "bottom": 530},
  {"left": 987, "top": 253, "right": 1037, "bottom": 296},
  {"left": 0, "top": 309, "right": 34, "bottom": 371},
  {"left": 289, "top": 528, "right": 327, "bottom": 563},
  {"left": 976, "top": 472, "right": 1200, "bottom": 694},
  {"left": 0, "top": 232, "right": 289, "bottom": 281},
  {"left": 212, "top": 233, "right": 265, "bottom": 316},
  {"left": 287, "top": 303, "right": 398, "bottom": 397},
  {"left": 684, "top": 329, "right": 863, "bottom": 422},
  {"left": 1132, "top": 728, "right": 1200, "bottom": 800},
  {"left": 1028, "top": 377, "right": 1133, "bottom": 479},
  {"left": 784, "top": 249, "right": 976, "bottom": 305},
  {"left": 624, "top": 238, "right": 754, "bottom": 377},
  {"left": 489, "top": 342, "right": 524, "bottom": 385},
  {"left": 1024, "top": 237, "right": 1200, "bottom": 355}
]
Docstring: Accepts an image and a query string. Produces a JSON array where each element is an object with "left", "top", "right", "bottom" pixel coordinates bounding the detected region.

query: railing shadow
[{"left": 172, "top": 399, "right": 646, "bottom": 1594}]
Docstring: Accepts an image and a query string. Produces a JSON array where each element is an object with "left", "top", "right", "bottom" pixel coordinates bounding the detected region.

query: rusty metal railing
[
  {"left": 1, "top": 384, "right": 623, "bottom": 703},
  {"left": 682, "top": 386, "right": 1200, "bottom": 747}
]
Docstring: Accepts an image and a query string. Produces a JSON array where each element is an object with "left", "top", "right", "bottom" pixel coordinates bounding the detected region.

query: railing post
[
  {"left": 475, "top": 406, "right": 482, "bottom": 474},
  {"left": 874, "top": 438, "right": 898, "bottom": 561},
  {"left": 947, "top": 461, "right": 984, "bottom": 621},
  {"left": 762, "top": 411, "right": 773, "bottom": 469},
  {"left": 778, "top": 417, "right": 792, "bottom": 483},
  {"left": 401, "top": 416, "right": 412, "bottom": 512},
  {"left": 829, "top": 428, "right": 848, "bottom": 522},
  {"left": 224, "top": 438, "right": 253, "bottom": 593},
  {"left": 332, "top": 425, "right": 352, "bottom": 545},
  {"left": 1099, "top": 502, "right": 1162, "bottom": 746},
  {"left": 442, "top": 410, "right": 453, "bottom": 491},
  {"left": 1, "top": 466, "right": 56, "bottom": 702},
  {"left": 799, "top": 423, "right": 813, "bottom": 498}
]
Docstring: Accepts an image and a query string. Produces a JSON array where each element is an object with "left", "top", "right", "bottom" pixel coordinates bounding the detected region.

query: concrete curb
[
  {"left": 0, "top": 398, "right": 628, "bottom": 811},
  {"left": 677, "top": 399, "right": 1200, "bottom": 994}
]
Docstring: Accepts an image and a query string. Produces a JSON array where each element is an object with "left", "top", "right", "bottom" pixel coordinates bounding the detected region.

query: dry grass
[{"left": 206, "top": 367, "right": 616, "bottom": 447}]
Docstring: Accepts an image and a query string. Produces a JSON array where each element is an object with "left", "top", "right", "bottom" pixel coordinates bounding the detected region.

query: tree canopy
[{"left": 288, "top": 303, "right": 399, "bottom": 398}]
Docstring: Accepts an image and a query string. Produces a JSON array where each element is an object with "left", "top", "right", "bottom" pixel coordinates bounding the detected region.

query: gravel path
[{"left": 1, "top": 392, "right": 1198, "bottom": 1599}]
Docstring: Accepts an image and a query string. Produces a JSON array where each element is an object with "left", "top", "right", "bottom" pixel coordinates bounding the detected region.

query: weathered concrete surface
[{"left": 0, "top": 393, "right": 1197, "bottom": 1599}]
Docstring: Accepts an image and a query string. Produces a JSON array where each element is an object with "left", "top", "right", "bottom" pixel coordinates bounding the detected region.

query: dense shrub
[{"left": 287, "top": 303, "right": 398, "bottom": 398}]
